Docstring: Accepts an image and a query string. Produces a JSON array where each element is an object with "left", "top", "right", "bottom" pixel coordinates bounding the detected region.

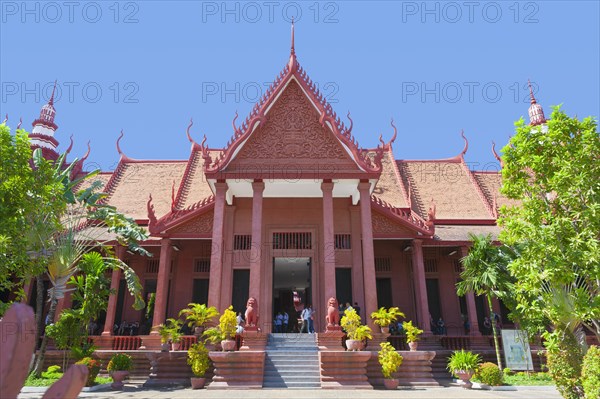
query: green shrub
[
  {"left": 503, "top": 367, "right": 512, "bottom": 376},
  {"left": 187, "top": 342, "right": 211, "bottom": 377},
  {"left": 447, "top": 350, "right": 482, "bottom": 375},
  {"left": 476, "top": 362, "right": 503, "bottom": 386},
  {"left": 546, "top": 341, "right": 584, "bottom": 399},
  {"left": 41, "top": 365, "right": 62, "bottom": 379},
  {"left": 75, "top": 357, "right": 101, "bottom": 387},
  {"left": 378, "top": 342, "right": 403, "bottom": 379},
  {"left": 582, "top": 346, "right": 600, "bottom": 399}
]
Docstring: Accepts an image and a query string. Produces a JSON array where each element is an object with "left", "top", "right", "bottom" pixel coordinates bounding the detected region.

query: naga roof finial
[
  {"left": 2, "top": 114, "right": 7, "bottom": 124},
  {"left": 65, "top": 134, "right": 74, "bottom": 154},
  {"left": 346, "top": 111, "right": 353, "bottom": 134},
  {"left": 491, "top": 141, "right": 503, "bottom": 167},
  {"left": 17, "top": 117, "right": 22, "bottom": 130},
  {"left": 81, "top": 141, "right": 91, "bottom": 163},
  {"left": 389, "top": 118, "right": 398, "bottom": 144},
  {"left": 185, "top": 118, "right": 197, "bottom": 145},
  {"left": 460, "top": 130, "right": 469, "bottom": 157},
  {"left": 427, "top": 198, "right": 436, "bottom": 223},
  {"left": 116, "top": 130, "right": 126, "bottom": 157},
  {"left": 147, "top": 194, "right": 158, "bottom": 230}
]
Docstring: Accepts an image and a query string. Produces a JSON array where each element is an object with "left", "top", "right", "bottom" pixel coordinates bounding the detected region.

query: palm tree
[
  {"left": 30, "top": 151, "right": 149, "bottom": 376},
  {"left": 456, "top": 234, "right": 514, "bottom": 370}
]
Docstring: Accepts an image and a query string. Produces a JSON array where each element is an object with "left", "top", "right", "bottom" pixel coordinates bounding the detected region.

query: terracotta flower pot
[
  {"left": 190, "top": 377, "right": 206, "bottom": 389},
  {"left": 383, "top": 378, "right": 399, "bottom": 390},
  {"left": 171, "top": 342, "right": 181, "bottom": 351},
  {"left": 380, "top": 326, "right": 390, "bottom": 334},
  {"left": 161, "top": 342, "right": 170, "bottom": 352},
  {"left": 408, "top": 341, "right": 418, "bottom": 351},
  {"left": 111, "top": 370, "right": 129, "bottom": 390},
  {"left": 221, "top": 339, "right": 236, "bottom": 351},
  {"left": 194, "top": 326, "right": 204, "bottom": 337},
  {"left": 455, "top": 370, "right": 474, "bottom": 389},
  {"left": 345, "top": 339, "right": 364, "bottom": 351}
]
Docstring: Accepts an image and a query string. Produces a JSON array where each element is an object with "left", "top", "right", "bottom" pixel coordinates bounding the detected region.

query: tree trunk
[
  {"left": 487, "top": 294, "right": 503, "bottom": 370},
  {"left": 32, "top": 296, "right": 58, "bottom": 377},
  {"left": 34, "top": 274, "right": 44, "bottom": 346}
]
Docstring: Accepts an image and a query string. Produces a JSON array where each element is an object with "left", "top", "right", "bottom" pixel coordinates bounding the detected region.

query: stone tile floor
[{"left": 18, "top": 384, "right": 561, "bottom": 399}]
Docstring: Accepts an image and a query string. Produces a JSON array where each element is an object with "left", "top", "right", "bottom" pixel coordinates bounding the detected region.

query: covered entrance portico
[{"left": 272, "top": 257, "right": 311, "bottom": 333}]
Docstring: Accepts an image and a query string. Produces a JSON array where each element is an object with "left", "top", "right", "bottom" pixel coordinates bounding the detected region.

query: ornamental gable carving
[
  {"left": 372, "top": 210, "right": 414, "bottom": 236},
  {"left": 170, "top": 211, "right": 214, "bottom": 235},
  {"left": 225, "top": 80, "right": 360, "bottom": 172}
]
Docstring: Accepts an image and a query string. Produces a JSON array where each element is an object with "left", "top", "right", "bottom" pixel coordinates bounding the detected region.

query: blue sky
[{"left": 1, "top": 1, "right": 599, "bottom": 172}]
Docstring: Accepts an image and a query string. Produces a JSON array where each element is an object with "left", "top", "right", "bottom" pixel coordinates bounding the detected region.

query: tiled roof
[
  {"left": 175, "top": 149, "right": 218, "bottom": 209},
  {"left": 472, "top": 172, "right": 519, "bottom": 211},
  {"left": 372, "top": 149, "right": 409, "bottom": 209},
  {"left": 106, "top": 161, "right": 187, "bottom": 219},
  {"left": 397, "top": 160, "right": 493, "bottom": 220},
  {"left": 433, "top": 224, "right": 501, "bottom": 241}
]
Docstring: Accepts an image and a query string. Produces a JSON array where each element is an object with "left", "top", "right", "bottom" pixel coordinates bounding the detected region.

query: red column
[
  {"left": 411, "top": 239, "right": 432, "bottom": 335},
  {"left": 102, "top": 246, "right": 125, "bottom": 336},
  {"left": 249, "top": 180, "right": 264, "bottom": 303},
  {"left": 321, "top": 181, "right": 336, "bottom": 302},
  {"left": 151, "top": 238, "right": 172, "bottom": 333},
  {"left": 207, "top": 181, "right": 228, "bottom": 312},
  {"left": 349, "top": 206, "right": 365, "bottom": 316},
  {"left": 357, "top": 181, "right": 378, "bottom": 329},
  {"left": 219, "top": 206, "right": 236, "bottom": 308},
  {"left": 460, "top": 246, "right": 481, "bottom": 336}
]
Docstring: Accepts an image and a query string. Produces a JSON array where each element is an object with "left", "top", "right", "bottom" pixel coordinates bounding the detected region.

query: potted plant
[
  {"left": 378, "top": 342, "right": 403, "bottom": 390},
  {"left": 341, "top": 308, "right": 372, "bottom": 351},
  {"left": 74, "top": 357, "right": 101, "bottom": 387},
  {"left": 107, "top": 353, "right": 133, "bottom": 390},
  {"left": 402, "top": 320, "right": 423, "bottom": 351},
  {"left": 203, "top": 306, "right": 237, "bottom": 351},
  {"left": 167, "top": 318, "right": 183, "bottom": 351},
  {"left": 370, "top": 307, "right": 405, "bottom": 334},
  {"left": 179, "top": 303, "right": 219, "bottom": 337},
  {"left": 187, "top": 342, "right": 211, "bottom": 389},
  {"left": 447, "top": 349, "right": 482, "bottom": 389},
  {"left": 157, "top": 323, "right": 171, "bottom": 352}
]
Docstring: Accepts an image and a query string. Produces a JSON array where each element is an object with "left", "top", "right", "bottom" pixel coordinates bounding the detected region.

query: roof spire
[
  {"left": 288, "top": 18, "right": 297, "bottom": 71},
  {"left": 290, "top": 17, "right": 295, "bottom": 56},
  {"left": 528, "top": 79, "right": 536, "bottom": 104},
  {"left": 49, "top": 80, "right": 57, "bottom": 106},
  {"left": 527, "top": 79, "right": 546, "bottom": 126}
]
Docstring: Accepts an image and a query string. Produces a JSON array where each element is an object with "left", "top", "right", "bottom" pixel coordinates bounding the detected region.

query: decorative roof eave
[
  {"left": 201, "top": 57, "right": 384, "bottom": 175},
  {"left": 371, "top": 195, "right": 433, "bottom": 236},
  {"left": 148, "top": 194, "right": 215, "bottom": 235},
  {"left": 458, "top": 135, "right": 497, "bottom": 219}
]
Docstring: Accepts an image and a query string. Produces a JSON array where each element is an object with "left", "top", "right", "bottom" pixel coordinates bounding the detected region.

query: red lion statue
[
  {"left": 245, "top": 297, "right": 259, "bottom": 327},
  {"left": 325, "top": 297, "right": 340, "bottom": 326}
]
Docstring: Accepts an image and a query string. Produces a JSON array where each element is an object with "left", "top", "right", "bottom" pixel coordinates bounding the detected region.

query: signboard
[{"left": 501, "top": 329, "right": 534, "bottom": 371}]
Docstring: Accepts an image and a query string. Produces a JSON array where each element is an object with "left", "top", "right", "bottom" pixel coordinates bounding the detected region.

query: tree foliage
[
  {"left": 0, "top": 124, "right": 64, "bottom": 312},
  {"left": 499, "top": 107, "right": 600, "bottom": 339}
]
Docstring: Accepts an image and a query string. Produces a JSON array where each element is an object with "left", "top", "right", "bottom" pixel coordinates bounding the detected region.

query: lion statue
[
  {"left": 325, "top": 297, "right": 340, "bottom": 326},
  {"left": 245, "top": 297, "right": 259, "bottom": 327}
]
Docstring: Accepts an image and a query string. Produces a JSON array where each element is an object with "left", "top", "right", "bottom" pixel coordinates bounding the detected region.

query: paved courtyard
[{"left": 19, "top": 385, "right": 561, "bottom": 399}]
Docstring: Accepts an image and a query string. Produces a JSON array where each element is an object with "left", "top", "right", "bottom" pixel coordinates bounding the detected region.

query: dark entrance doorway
[{"left": 272, "top": 257, "right": 311, "bottom": 333}]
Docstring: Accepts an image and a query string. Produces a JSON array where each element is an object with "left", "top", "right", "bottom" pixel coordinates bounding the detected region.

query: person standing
[
  {"left": 283, "top": 311, "right": 289, "bottom": 333},
  {"left": 301, "top": 306, "right": 311, "bottom": 333}
]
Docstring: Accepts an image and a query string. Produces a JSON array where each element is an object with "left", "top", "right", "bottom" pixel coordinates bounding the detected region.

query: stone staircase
[{"left": 263, "top": 333, "right": 321, "bottom": 389}]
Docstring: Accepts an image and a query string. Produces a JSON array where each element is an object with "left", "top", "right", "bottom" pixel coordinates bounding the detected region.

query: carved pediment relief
[
  {"left": 225, "top": 80, "right": 359, "bottom": 172},
  {"left": 372, "top": 210, "right": 415, "bottom": 236},
  {"left": 169, "top": 211, "right": 214, "bottom": 235}
]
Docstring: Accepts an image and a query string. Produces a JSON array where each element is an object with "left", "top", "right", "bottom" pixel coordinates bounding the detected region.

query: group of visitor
[
  {"left": 273, "top": 311, "right": 290, "bottom": 333},
  {"left": 430, "top": 315, "right": 447, "bottom": 335}
]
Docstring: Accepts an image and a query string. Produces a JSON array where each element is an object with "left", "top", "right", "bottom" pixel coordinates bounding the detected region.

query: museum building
[{"left": 24, "top": 26, "right": 549, "bottom": 343}]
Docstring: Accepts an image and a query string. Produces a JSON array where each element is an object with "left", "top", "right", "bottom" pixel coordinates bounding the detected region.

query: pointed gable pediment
[{"left": 224, "top": 80, "right": 361, "bottom": 174}]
